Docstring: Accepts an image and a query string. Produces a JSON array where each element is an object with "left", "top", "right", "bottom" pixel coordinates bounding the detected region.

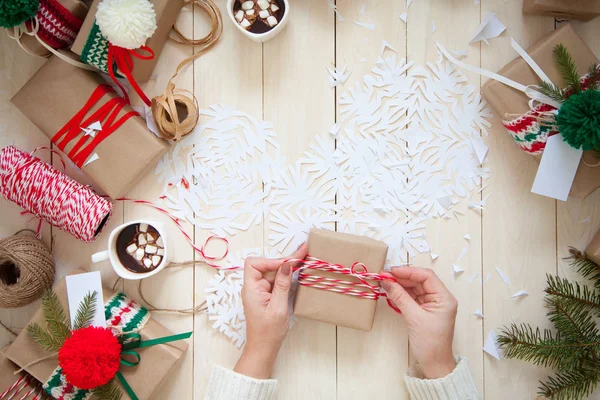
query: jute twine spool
[{"left": 0, "top": 231, "right": 55, "bottom": 308}]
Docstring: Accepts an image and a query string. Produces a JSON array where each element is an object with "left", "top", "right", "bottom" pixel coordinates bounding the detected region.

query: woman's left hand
[{"left": 233, "top": 243, "right": 308, "bottom": 379}]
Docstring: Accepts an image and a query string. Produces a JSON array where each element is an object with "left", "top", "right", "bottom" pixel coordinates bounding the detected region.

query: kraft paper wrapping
[
  {"left": 5, "top": 270, "right": 188, "bottom": 400},
  {"left": 293, "top": 229, "right": 389, "bottom": 331},
  {"left": 11, "top": 56, "right": 168, "bottom": 199},
  {"left": 523, "top": 0, "right": 600, "bottom": 22},
  {"left": 71, "top": 0, "right": 184, "bottom": 83},
  {"left": 19, "top": 0, "right": 89, "bottom": 57},
  {"left": 481, "top": 24, "right": 600, "bottom": 199},
  {"left": 585, "top": 229, "right": 600, "bottom": 266}
]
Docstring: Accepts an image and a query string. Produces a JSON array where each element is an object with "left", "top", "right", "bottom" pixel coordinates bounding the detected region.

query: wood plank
[
  {"left": 334, "top": 1, "right": 409, "bottom": 398},
  {"left": 192, "top": 0, "right": 264, "bottom": 396},
  {"left": 480, "top": 2, "right": 556, "bottom": 398},
  {"left": 262, "top": 1, "right": 336, "bottom": 398},
  {"left": 407, "top": 0, "right": 485, "bottom": 395}
]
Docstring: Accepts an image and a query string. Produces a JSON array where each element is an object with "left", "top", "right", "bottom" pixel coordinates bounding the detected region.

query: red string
[
  {"left": 107, "top": 44, "right": 154, "bottom": 106},
  {"left": 52, "top": 84, "right": 138, "bottom": 168}
]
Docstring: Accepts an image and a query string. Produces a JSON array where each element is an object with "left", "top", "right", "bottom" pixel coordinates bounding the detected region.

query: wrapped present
[
  {"left": 585, "top": 229, "right": 600, "bottom": 266},
  {"left": 71, "top": 0, "right": 184, "bottom": 85},
  {"left": 11, "top": 56, "right": 168, "bottom": 199},
  {"left": 4, "top": 270, "right": 189, "bottom": 400},
  {"left": 523, "top": 0, "right": 600, "bottom": 22},
  {"left": 480, "top": 24, "right": 600, "bottom": 199},
  {"left": 293, "top": 229, "right": 389, "bottom": 331},
  {"left": 0, "top": 348, "right": 46, "bottom": 399},
  {"left": 17, "top": 0, "right": 89, "bottom": 57}
]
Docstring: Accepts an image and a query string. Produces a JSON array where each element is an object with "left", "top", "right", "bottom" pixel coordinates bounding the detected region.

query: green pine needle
[
  {"left": 546, "top": 295, "right": 598, "bottom": 343},
  {"left": 92, "top": 380, "right": 123, "bottom": 400},
  {"left": 40, "top": 290, "right": 71, "bottom": 343},
  {"left": 554, "top": 44, "right": 582, "bottom": 95},
  {"left": 545, "top": 274, "right": 600, "bottom": 318},
  {"left": 72, "top": 291, "right": 98, "bottom": 331},
  {"left": 538, "top": 81, "right": 567, "bottom": 103},
  {"left": 26, "top": 322, "right": 62, "bottom": 352},
  {"left": 568, "top": 248, "right": 600, "bottom": 289},
  {"left": 539, "top": 368, "right": 600, "bottom": 400},
  {"left": 587, "top": 63, "right": 600, "bottom": 91}
]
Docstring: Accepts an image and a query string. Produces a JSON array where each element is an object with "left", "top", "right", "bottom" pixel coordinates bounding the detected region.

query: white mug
[
  {"left": 227, "top": 0, "right": 290, "bottom": 43},
  {"left": 91, "top": 220, "right": 169, "bottom": 280}
]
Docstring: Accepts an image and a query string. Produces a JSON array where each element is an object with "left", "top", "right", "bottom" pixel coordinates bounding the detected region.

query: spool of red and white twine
[{"left": 0, "top": 146, "right": 113, "bottom": 243}]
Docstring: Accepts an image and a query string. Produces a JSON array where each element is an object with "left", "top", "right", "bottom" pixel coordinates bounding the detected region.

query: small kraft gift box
[
  {"left": 4, "top": 269, "right": 189, "bottom": 400},
  {"left": 481, "top": 24, "right": 600, "bottom": 199},
  {"left": 11, "top": 56, "right": 168, "bottom": 199},
  {"left": 293, "top": 228, "right": 389, "bottom": 331},
  {"left": 71, "top": 0, "right": 184, "bottom": 84},
  {"left": 523, "top": 0, "right": 600, "bottom": 22}
]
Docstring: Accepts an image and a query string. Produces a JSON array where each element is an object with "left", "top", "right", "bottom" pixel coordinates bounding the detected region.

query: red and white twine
[{"left": 0, "top": 146, "right": 113, "bottom": 242}]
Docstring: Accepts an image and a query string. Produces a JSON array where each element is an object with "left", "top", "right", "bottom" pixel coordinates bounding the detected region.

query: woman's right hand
[{"left": 381, "top": 267, "right": 458, "bottom": 379}]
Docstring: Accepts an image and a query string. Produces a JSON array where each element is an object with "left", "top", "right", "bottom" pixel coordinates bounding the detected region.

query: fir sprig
[
  {"left": 26, "top": 322, "right": 63, "bottom": 352},
  {"left": 539, "top": 81, "right": 567, "bottom": 103},
  {"left": 554, "top": 44, "right": 582, "bottom": 94},
  {"left": 587, "top": 63, "right": 600, "bottom": 91},
  {"left": 40, "top": 290, "right": 70, "bottom": 344},
  {"left": 539, "top": 368, "right": 600, "bottom": 400},
  {"left": 545, "top": 275, "right": 600, "bottom": 318},
  {"left": 72, "top": 291, "right": 98, "bottom": 331},
  {"left": 92, "top": 380, "right": 123, "bottom": 400},
  {"left": 568, "top": 248, "right": 600, "bottom": 289}
]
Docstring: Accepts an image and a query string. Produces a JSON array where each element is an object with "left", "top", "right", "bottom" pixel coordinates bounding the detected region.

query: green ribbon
[{"left": 114, "top": 331, "right": 192, "bottom": 400}]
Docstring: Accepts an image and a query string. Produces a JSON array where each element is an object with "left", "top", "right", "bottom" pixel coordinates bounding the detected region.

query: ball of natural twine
[{"left": 0, "top": 231, "right": 55, "bottom": 308}]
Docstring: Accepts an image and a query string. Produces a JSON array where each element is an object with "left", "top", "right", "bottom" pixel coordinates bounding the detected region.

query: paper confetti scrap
[
  {"left": 469, "top": 194, "right": 490, "bottom": 211},
  {"left": 470, "top": 12, "right": 506, "bottom": 45},
  {"left": 83, "top": 153, "right": 100, "bottom": 167},
  {"left": 579, "top": 217, "right": 591, "bottom": 223},
  {"left": 471, "top": 136, "right": 488, "bottom": 164},
  {"left": 452, "top": 264, "right": 465, "bottom": 275},
  {"left": 484, "top": 331, "right": 502, "bottom": 360},
  {"left": 328, "top": 65, "right": 351, "bottom": 88},
  {"left": 495, "top": 266, "right": 510, "bottom": 285},
  {"left": 449, "top": 49, "right": 468, "bottom": 59},
  {"left": 474, "top": 308, "right": 484, "bottom": 318},
  {"left": 355, "top": 21, "right": 376, "bottom": 30},
  {"left": 407, "top": 0, "right": 413, "bottom": 9},
  {"left": 360, "top": 4, "right": 365, "bottom": 14},
  {"left": 329, "top": 123, "right": 341, "bottom": 137},
  {"left": 381, "top": 40, "right": 397, "bottom": 55},
  {"left": 457, "top": 247, "right": 468, "bottom": 262},
  {"left": 432, "top": 21, "right": 436, "bottom": 34},
  {"left": 399, "top": 12, "right": 407, "bottom": 23},
  {"left": 511, "top": 290, "right": 529, "bottom": 298},
  {"left": 485, "top": 273, "right": 491, "bottom": 283},
  {"left": 464, "top": 234, "right": 471, "bottom": 241},
  {"left": 430, "top": 253, "right": 439, "bottom": 261},
  {"left": 468, "top": 274, "right": 479, "bottom": 284}
]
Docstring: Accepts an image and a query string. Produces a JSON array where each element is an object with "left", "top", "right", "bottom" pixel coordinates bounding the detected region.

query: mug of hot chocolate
[
  {"left": 91, "top": 220, "right": 169, "bottom": 280},
  {"left": 227, "top": 0, "right": 290, "bottom": 42}
]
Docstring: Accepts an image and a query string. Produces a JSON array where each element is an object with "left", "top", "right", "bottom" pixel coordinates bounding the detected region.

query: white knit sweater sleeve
[
  {"left": 204, "top": 365, "right": 277, "bottom": 400},
  {"left": 404, "top": 357, "right": 480, "bottom": 400}
]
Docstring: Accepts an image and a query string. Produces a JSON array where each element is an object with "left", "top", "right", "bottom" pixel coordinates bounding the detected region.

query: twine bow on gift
[{"left": 107, "top": 44, "right": 155, "bottom": 106}]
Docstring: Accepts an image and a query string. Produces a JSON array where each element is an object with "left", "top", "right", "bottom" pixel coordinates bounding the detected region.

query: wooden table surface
[{"left": 1, "top": 1, "right": 600, "bottom": 399}]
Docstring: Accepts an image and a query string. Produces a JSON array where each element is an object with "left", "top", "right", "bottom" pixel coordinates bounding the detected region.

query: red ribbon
[
  {"left": 107, "top": 44, "right": 154, "bottom": 106},
  {"left": 52, "top": 84, "right": 138, "bottom": 167}
]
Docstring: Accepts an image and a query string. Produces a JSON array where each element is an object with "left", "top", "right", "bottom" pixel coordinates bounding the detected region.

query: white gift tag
[
  {"left": 531, "top": 134, "right": 582, "bottom": 201},
  {"left": 66, "top": 271, "right": 106, "bottom": 328}
]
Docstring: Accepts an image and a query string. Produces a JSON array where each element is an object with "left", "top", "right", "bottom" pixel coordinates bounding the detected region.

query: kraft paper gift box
[
  {"left": 4, "top": 269, "right": 188, "bottom": 400},
  {"left": 523, "top": 0, "right": 600, "bottom": 22},
  {"left": 71, "top": 0, "right": 184, "bottom": 84},
  {"left": 294, "top": 229, "right": 389, "bottom": 331},
  {"left": 17, "top": 0, "right": 89, "bottom": 58},
  {"left": 0, "top": 349, "right": 41, "bottom": 399},
  {"left": 11, "top": 56, "right": 168, "bottom": 199},
  {"left": 481, "top": 24, "right": 600, "bottom": 199}
]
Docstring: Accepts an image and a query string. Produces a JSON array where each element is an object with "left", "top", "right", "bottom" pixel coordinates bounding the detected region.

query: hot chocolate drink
[
  {"left": 233, "top": 0, "right": 285, "bottom": 34},
  {"left": 116, "top": 223, "right": 165, "bottom": 274}
]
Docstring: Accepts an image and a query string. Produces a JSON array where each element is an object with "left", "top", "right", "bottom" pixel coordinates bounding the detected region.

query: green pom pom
[
  {"left": 557, "top": 90, "right": 600, "bottom": 150},
  {"left": 0, "top": 0, "right": 39, "bottom": 29}
]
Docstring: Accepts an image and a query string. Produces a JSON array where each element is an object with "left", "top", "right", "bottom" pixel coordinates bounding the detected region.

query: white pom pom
[{"left": 96, "top": 0, "right": 157, "bottom": 49}]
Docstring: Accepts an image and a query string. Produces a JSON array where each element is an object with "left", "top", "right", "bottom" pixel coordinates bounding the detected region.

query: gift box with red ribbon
[
  {"left": 11, "top": 56, "right": 167, "bottom": 199},
  {"left": 293, "top": 229, "right": 389, "bottom": 331}
]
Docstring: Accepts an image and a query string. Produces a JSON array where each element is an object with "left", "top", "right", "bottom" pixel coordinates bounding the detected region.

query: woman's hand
[
  {"left": 381, "top": 267, "right": 458, "bottom": 379},
  {"left": 233, "top": 243, "right": 308, "bottom": 379}
]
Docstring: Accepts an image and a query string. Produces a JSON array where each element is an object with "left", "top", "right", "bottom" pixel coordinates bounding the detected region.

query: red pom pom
[{"left": 58, "top": 326, "right": 122, "bottom": 389}]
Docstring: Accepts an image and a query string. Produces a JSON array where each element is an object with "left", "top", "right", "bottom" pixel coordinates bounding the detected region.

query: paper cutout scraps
[
  {"left": 355, "top": 21, "right": 375, "bottom": 30},
  {"left": 83, "top": 153, "right": 100, "bottom": 167},
  {"left": 579, "top": 217, "right": 591, "bottom": 223},
  {"left": 328, "top": 65, "right": 351, "bottom": 88},
  {"left": 484, "top": 331, "right": 503, "bottom": 360},
  {"left": 82, "top": 121, "right": 102, "bottom": 138},
  {"left": 432, "top": 21, "right": 436, "bottom": 34},
  {"left": 406, "top": 0, "right": 413, "bottom": 9},
  {"left": 452, "top": 264, "right": 464, "bottom": 275},
  {"left": 471, "top": 136, "right": 488, "bottom": 165},
  {"left": 470, "top": 12, "right": 506, "bottom": 45},
  {"left": 431, "top": 253, "right": 439, "bottom": 261},
  {"left": 468, "top": 194, "right": 490, "bottom": 211},
  {"left": 511, "top": 290, "right": 529, "bottom": 299},
  {"left": 360, "top": 3, "right": 365, "bottom": 14},
  {"left": 474, "top": 308, "right": 484, "bottom": 318},
  {"left": 329, "top": 123, "right": 341, "bottom": 137},
  {"left": 399, "top": 12, "right": 407, "bottom": 23},
  {"left": 380, "top": 40, "right": 397, "bottom": 55},
  {"left": 464, "top": 234, "right": 471, "bottom": 241},
  {"left": 328, "top": 1, "right": 344, "bottom": 21},
  {"left": 495, "top": 265, "right": 510, "bottom": 285}
]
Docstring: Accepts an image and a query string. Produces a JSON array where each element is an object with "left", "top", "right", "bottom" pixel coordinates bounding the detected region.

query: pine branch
[
  {"left": 539, "top": 368, "right": 600, "bottom": 400},
  {"left": 40, "top": 291, "right": 71, "bottom": 343},
  {"left": 72, "top": 291, "right": 98, "bottom": 331},
  {"left": 91, "top": 380, "right": 122, "bottom": 400},
  {"left": 545, "top": 275, "right": 600, "bottom": 318},
  {"left": 538, "top": 81, "right": 567, "bottom": 103},
  {"left": 546, "top": 296, "right": 599, "bottom": 345},
  {"left": 554, "top": 44, "right": 582, "bottom": 94},
  {"left": 26, "top": 322, "right": 62, "bottom": 352},
  {"left": 568, "top": 247, "right": 600, "bottom": 289},
  {"left": 587, "top": 63, "right": 600, "bottom": 91},
  {"left": 497, "top": 323, "right": 599, "bottom": 371}
]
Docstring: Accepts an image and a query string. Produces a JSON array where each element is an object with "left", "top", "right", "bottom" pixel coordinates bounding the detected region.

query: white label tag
[
  {"left": 65, "top": 271, "right": 106, "bottom": 328},
  {"left": 531, "top": 134, "right": 582, "bottom": 201}
]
